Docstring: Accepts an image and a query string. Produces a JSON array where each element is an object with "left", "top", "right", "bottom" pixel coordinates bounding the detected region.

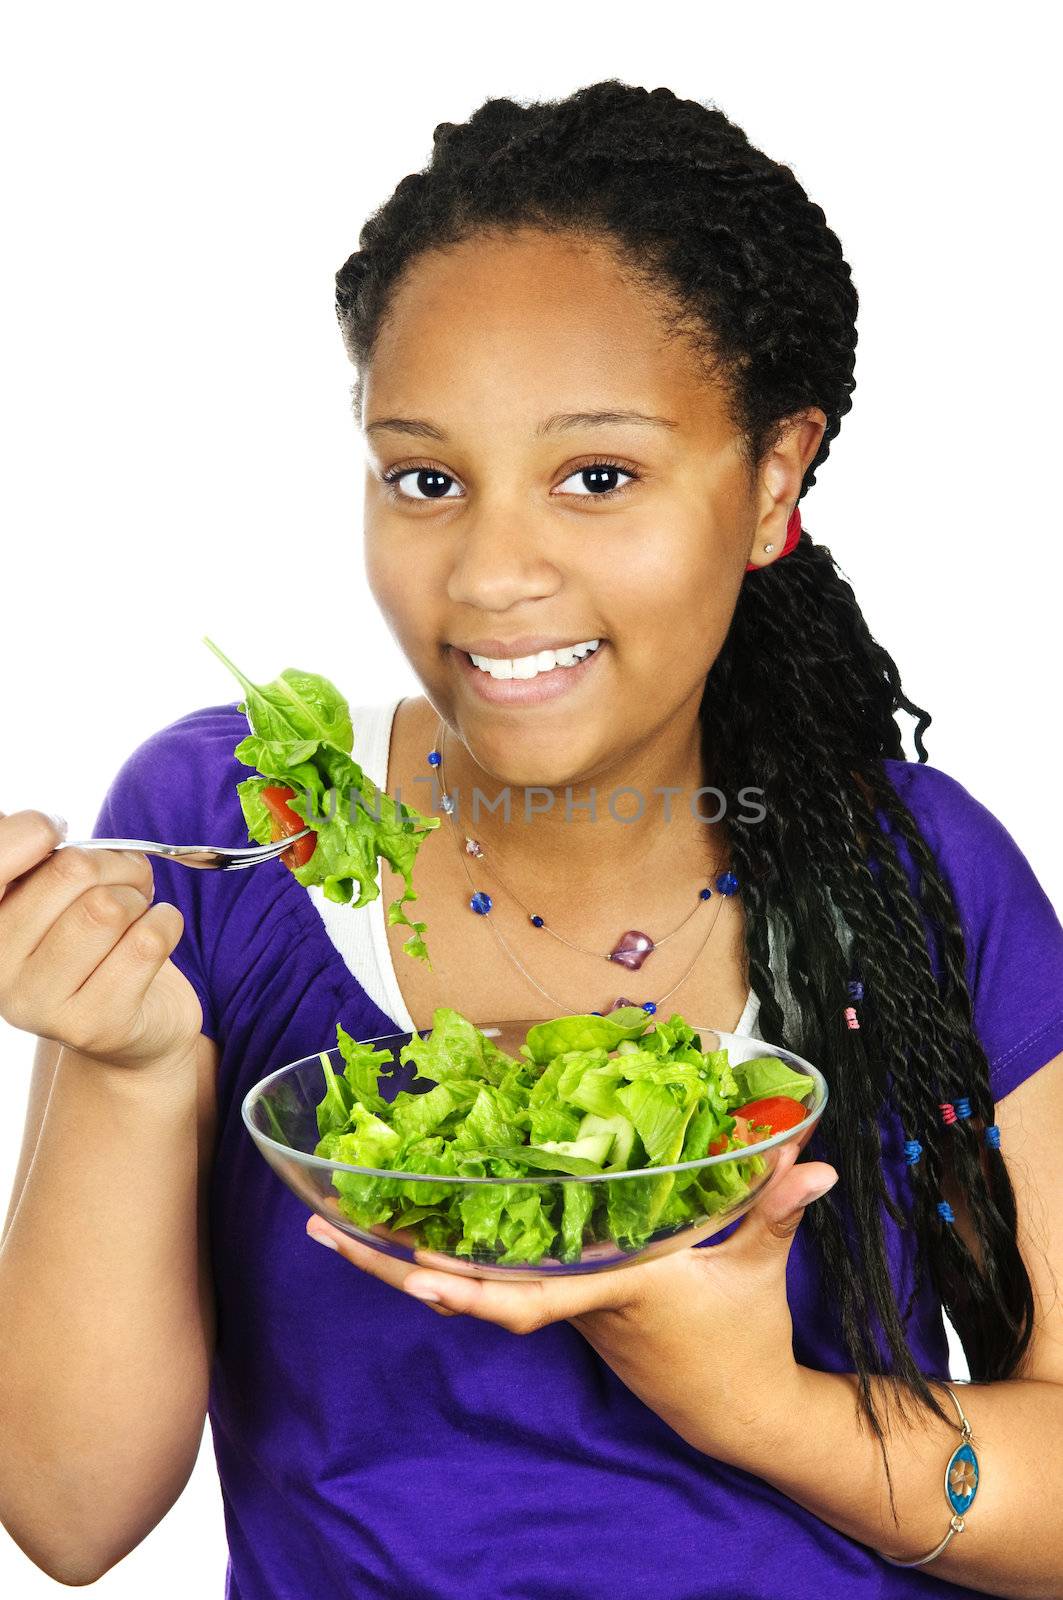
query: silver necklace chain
[{"left": 433, "top": 718, "right": 733, "bottom": 1016}]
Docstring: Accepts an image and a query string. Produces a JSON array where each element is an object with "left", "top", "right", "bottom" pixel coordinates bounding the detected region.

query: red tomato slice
[
  {"left": 732, "top": 1095, "right": 807, "bottom": 1135},
  {"left": 708, "top": 1098, "right": 807, "bottom": 1155},
  {"left": 261, "top": 785, "right": 317, "bottom": 870},
  {"left": 708, "top": 1114, "right": 753, "bottom": 1156}
]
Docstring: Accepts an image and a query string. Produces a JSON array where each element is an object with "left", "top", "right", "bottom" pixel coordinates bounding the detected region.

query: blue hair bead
[
  {"left": 937, "top": 1200, "right": 956, "bottom": 1224},
  {"left": 985, "top": 1124, "right": 1001, "bottom": 1149},
  {"left": 427, "top": 750, "right": 441, "bottom": 767},
  {"left": 903, "top": 1140, "right": 923, "bottom": 1165},
  {"left": 847, "top": 980, "right": 864, "bottom": 1002},
  {"left": 954, "top": 1096, "right": 972, "bottom": 1120}
]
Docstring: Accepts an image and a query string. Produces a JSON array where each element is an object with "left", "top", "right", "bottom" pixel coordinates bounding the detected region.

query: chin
[{"left": 458, "top": 727, "right": 599, "bottom": 794}]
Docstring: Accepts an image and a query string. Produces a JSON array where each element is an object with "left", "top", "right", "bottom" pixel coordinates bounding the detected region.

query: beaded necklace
[{"left": 427, "top": 722, "right": 740, "bottom": 1017}]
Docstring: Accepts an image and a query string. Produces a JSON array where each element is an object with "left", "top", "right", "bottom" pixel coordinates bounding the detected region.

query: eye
[
  {"left": 557, "top": 459, "right": 640, "bottom": 498},
  {"left": 380, "top": 465, "right": 462, "bottom": 502}
]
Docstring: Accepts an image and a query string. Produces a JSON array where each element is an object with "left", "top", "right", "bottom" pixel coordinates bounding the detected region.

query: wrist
[{"left": 61, "top": 1039, "right": 202, "bottom": 1102}]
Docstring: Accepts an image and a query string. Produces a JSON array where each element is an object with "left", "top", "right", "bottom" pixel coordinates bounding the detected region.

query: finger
[
  {"left": 408, "top": 1248, "right": 637, "bottom": 1332},
  {"left": 61, "top": 901, "right": 187, "bottom": 1058},
  {"left": 306, "top": 1217, "right": 631, "bottom": 1332},
  {"left": 17, "top": 883, "right": 156, "bottom": 1014},
  {"left": 0, "top": 841, "right": 155, "bottom": 967},
  {"left": 717, "top": 1142, "right": 838, "bottom": 1260},
  {"left": 0, "top": 810, "right": 68, "bottom": 906},
  {"left": 760, "top": 1161, "right": 838, "bottom": 1239},
  {"left": 756, "top": 1140, "right": 836, "bottom": 1219}
]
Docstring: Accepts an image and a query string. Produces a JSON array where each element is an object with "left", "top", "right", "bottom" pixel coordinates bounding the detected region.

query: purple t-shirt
[{"left": 92, "top": 703, "right": 1063, "bottom": 1600}]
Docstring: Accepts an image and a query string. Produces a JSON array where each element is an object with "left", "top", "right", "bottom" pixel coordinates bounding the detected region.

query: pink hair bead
[
  {"left": 940, "top": 1101, "right": 957, "bottom": 1126},
  {"left": 844, "top": 1006, "right": 860, "bottom": 1030}
]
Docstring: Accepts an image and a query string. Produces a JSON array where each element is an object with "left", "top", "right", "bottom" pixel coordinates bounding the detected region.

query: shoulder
[
  {"left": 877, "top": 755, "right": 1054, "bottom": 921},
  {"left": 880, "top": 759, "right": 1063, "bottom": 1096},
  {"left": 880, "top": 756, "right": 998, "bottom": 837},
  {"left": 94, "top": 698, "right": 402, "bottom": 842},
  {"left": 877, "top": 757, "right": 1032, "bottom": 895},
  {"left": 94, "top": 701, "right": 250, "bottom": 843}
]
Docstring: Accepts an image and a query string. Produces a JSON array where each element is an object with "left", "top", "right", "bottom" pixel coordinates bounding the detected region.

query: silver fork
[{"left": 53, "top": 830, "right": 312, "bottom": 872}]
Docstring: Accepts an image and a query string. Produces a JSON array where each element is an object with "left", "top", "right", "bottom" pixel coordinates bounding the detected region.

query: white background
[{"left": 2, "top": 1, "right": 1059, "bottom": 1591}]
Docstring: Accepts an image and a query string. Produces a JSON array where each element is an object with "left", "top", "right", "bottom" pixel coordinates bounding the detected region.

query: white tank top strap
[{"left": 305, "top": 697, "right": 417, "bottom": 1034}]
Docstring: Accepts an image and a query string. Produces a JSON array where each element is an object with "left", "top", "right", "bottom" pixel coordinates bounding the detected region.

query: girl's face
[{"left": 361, "top": 226, "right": 815, "bottom": 788}]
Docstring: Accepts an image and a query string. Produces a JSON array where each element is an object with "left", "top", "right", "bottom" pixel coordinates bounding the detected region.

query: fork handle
[{"left": 55, "top": 839, "right": 184, "bottom": 858}]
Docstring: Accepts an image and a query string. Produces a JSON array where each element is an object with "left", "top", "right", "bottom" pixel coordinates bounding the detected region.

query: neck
[{"left": 426, "top": 696, "right": 731, "bottom": 910}]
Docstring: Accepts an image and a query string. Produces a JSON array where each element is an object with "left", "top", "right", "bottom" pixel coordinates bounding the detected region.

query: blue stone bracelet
[{"left": 875, "top": 1385, "right": 979, "bottom": 1567}]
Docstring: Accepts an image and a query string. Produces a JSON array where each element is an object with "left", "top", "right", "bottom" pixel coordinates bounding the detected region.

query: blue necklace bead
[
  {"left": 715, "top": 870, "right": 739, "bottom": 896},
  {"left": 641, "top": 1001, "right": 657, "bottom": 1014},
  {"left": 699, "top": 887, "right": 712, "bottom": 900},
  {"left": 470, "top": 891, "right": 493, "bottom": 915},
  {"left": 530, "top": 914, "right": 545, "bottom": 927},
  {"left": 427, "top": 750, "right": 441, "bottom": 767},
  {"left": 440, "top": 793, "right": 455, "bottom": 815}
]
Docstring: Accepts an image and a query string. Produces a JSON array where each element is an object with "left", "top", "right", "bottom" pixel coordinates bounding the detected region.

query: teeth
[{"left": 468, "top": 639, "right": 600, "bottom": 679}]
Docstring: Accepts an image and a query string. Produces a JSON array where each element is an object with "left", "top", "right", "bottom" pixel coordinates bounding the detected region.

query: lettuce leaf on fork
[{"left": 203, "top": 637, "right": 440, "bottom": 963}]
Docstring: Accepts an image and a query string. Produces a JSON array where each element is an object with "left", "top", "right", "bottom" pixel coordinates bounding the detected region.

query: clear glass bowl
[{"left": 242, "top": 1020, "right": 828, "bottom": 1280}]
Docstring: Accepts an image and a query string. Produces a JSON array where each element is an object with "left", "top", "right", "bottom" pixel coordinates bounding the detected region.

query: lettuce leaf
[
  {"left": 731, "top": 1056, "right": 816, "bottom": 1103},
  {"left": 312, "top": 1007, "right": 811, "bottom": 1266},
  {"left": 204, "top": 637, "right": 439, "bottom": 963}
]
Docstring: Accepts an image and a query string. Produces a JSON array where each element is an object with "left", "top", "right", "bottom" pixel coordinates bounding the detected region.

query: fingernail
[
  {"left": 406, "top": 1283, "right": 442, "bottom": 1303},
  {"left": 807, "top": 1176, "right": 839, "bottom": 1204},
  {"left": 49, "top": 814, "right": 68, "bottom": 836},
  {"left": 307, "top": 1225, "right": 338, "bottom": 1251}
]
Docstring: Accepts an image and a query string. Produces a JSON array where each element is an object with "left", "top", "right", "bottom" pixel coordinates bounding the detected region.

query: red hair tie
[{"left": 745, "top": 505, "right": 802, "bottom": 573}]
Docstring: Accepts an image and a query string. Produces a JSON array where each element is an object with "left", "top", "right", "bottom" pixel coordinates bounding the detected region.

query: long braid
[{"left": 333, "top": 79, "right": 1036, "bottom": 1493}]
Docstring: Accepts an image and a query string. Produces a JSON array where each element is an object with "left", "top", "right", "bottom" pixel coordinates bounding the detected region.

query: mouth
[{"left": 448, "top": 639, "right": 607, "bottom": 705}]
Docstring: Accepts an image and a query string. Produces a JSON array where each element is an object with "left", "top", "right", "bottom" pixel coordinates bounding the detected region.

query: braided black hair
[{"left": 334, "top": 80, "right": 1034, "bottom": 1513}]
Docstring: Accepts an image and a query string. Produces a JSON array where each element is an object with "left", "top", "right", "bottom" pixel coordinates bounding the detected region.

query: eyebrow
[{"left": 364, "top": 409, "right": 680, "bottom": 441}]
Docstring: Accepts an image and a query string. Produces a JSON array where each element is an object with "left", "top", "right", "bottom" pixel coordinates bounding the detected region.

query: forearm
[
  {"left": 738, "top": 1368, "right": 1062, "bottom": 1600},
  {"left": 0, "top": 1045, "right": 209, "bottom": 1580},
  {"left": 578, "top": 1301, "right": 1061, "bottom": 1600}
]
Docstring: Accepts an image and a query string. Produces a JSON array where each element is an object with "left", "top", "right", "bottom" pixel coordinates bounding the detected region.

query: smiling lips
[
  {"left": 467, "top": 639, "right": 601, "bottom": 680},
  {"left": 451, "top": 639, "right": 607, "bottom": 704}
]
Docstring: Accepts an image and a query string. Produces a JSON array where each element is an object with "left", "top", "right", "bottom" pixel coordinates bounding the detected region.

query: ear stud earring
[{"left": 764, "top": 542, "right": 776, "bottom": 554}]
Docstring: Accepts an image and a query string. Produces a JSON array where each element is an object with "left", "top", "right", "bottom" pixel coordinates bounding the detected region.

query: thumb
[
  {"left": 761, "top": 1160, "right": 839, "bottom": 1244},
  {"left": 738, "top": 1143, "right": 840, "bottom": 1256}
]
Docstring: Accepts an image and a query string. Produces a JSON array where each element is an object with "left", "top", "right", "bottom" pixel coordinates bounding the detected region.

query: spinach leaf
[{"left": 204, "top": 637, "right": 440, "bottom": 963}]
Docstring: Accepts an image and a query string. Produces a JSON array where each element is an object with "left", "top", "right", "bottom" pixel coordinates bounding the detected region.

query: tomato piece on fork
[{"left": 261, "top": 785, "right": 317, "bottom": 870}]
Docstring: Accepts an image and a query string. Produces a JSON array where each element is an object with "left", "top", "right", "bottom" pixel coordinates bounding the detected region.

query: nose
[{"left": 445, "top": 503, "right": 564, "bottom": 613}]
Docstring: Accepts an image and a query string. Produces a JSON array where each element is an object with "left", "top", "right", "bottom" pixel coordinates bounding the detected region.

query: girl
[{"left": 2, "top": 79, "right": 1062, "bottom": 1600}]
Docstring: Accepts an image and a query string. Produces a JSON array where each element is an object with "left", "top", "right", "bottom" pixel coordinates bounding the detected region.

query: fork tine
[
  {"left": 216, "top": 844, "right": 292, "bottom": 870},
  {"left": 220, "top": 838, "right": 303, "bottom": 869}
]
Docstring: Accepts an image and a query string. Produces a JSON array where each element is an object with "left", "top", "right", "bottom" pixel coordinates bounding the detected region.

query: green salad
[
  {"left": 312, "top": 1006, "right": 815, "bottom": 1264},
  {"left": 203, "top": 638, "right": 439, "bottom": 963}
]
